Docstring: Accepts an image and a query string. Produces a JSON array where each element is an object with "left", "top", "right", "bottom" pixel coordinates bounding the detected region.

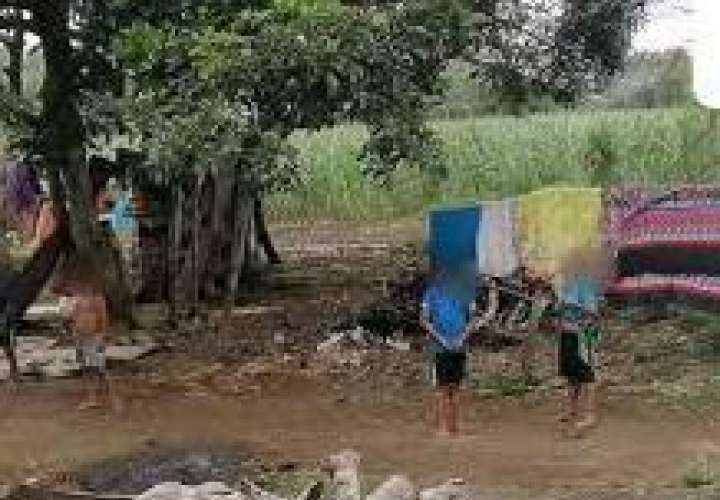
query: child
[
  {"left": 555, "top": 272, "right": 602, "bottom": 436},
  {"left": 421, "top": 266, "right": 494, "bottom": 437},
  {"left": 65, "top": 270, "right": 115, "bottom": 411}
]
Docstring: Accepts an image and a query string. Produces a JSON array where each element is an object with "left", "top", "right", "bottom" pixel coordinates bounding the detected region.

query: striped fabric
[{"left": 603, "top": 185, "right": 720, "bottom": 300}]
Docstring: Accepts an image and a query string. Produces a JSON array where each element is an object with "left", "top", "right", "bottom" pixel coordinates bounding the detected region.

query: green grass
[
  {"left": 267, "top": 106, "right": 720, "bottom": 223},
  {"left": 682, "top": 455, "right": 719, "bottom": 489}
]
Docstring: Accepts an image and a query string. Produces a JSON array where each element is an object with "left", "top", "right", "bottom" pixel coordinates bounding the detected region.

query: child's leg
[
  {"left": 439, "top": 387, "right": 452, "bottom": 435},
  {"left": 448, "top": 385, "right": 461, "bottom": 435},
  {"left": 577, "top": 382, "right": 597, "bottom": 428},
  {"left": 561, "top": 381, "right": 580, "bottom": 423},
  {"left": 78, "top": 370, "right": 99, "bottom": 409},
  {"left": 429, "top": 389, "right": 441, "bottom": 431}
]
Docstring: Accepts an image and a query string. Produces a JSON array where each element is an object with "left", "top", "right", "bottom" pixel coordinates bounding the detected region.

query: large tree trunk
[
  {"left": 254, "top": 196, "right": 281, "bottom": 265},
  {"left": 191, "top": 171, "right": 203, "bottom": 313},
  {"left": 227, "top": 183, "right": 252, "bottom": 304},
  {"left": 35, "top": 1, "right": 135, "bottom": 328},
  {"left": 168, "top": 183, "right": 184, "bottom": 323}
]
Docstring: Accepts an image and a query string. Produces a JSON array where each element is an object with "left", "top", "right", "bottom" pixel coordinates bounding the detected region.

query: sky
[{"left": 631, "top": 0, "right": 692, "bottom": 53}]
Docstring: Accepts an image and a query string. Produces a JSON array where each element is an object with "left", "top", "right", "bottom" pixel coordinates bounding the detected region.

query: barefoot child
[
  {"left": 68, "top": 273, "right": 113, "bottom": 410},
  {"left": 421, "top": 266, "right": 492, "bottom": 436},
  {"left": 555, "top": 272, "right": 602, "bottom": 435}
]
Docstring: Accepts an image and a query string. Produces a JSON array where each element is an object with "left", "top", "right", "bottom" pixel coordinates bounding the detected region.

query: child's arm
[
  {"left": 470, "top": 282, "right": 499, "bottom": 331},
  {"left": 419, "top": 300, "right": 435, "bottom": 338}
]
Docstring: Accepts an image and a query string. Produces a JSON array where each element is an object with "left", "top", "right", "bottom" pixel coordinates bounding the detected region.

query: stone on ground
[{"left": 366, "top": 475, "right": 415, "bottom": 500}]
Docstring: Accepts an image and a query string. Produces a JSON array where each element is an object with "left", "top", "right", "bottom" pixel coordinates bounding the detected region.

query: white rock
[
  {"left": 317, "top": 332, "right": 346, "bottom": 352},
  {"left": 349, "top": 327, "right": 366, "bottom": 345},
  {"left": 366, "top": 475, "right": 415, "bottom": 500},
  {"left": 323, "top": 450, "right": 361, "bottom": 500},
  {"left": 385, "top": 339, "right": 410, "bottom": 351},
  {"left": 419, "top": 480, "right": 474, "bottom": 500},
  {"left": 194, "top": 482, "right": 234, "bottom": 496},
  {"left": 136, "top": 482, "right": 185, "bottom": 500}
]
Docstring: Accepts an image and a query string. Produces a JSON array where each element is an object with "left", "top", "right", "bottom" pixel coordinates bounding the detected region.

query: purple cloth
[{"left": 0, "top": 160, "right": 41, "bottom": 217}]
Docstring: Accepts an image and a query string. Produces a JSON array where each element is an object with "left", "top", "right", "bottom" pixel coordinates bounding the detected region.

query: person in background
[{"left": 63, "top": 266, "right": 115, "bottom": 411}]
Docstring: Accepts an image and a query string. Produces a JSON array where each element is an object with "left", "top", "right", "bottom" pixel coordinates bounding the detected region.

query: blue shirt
[
  {"left": 422, "top": 283, "right": 473, "bottom": 352},
  {"left": 560, "top": 274, "right": 600, "bottom": 313}
]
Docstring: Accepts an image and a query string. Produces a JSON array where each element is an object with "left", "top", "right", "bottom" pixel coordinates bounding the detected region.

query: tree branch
[
  {"left": 0, "top": 0, "right": 40, "bottom": 12},
  {"left": 0, "top": 14, "right": 37, "bottom": 33}
]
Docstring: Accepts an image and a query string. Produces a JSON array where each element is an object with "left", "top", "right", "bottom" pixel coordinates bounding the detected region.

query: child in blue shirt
[{"left": 421, "top": 267, "right": 497, "bottom": 436}]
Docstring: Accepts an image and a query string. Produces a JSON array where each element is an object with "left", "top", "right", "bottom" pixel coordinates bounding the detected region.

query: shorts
[
  {"left": 435, "top": 351, "right": 467, "bottom": 387},
  {"left": 558, "top": 332, "right": 594, "bottom": 384},
  {"left": 76, "top": 336, "right": 106, "bottom": 373}
]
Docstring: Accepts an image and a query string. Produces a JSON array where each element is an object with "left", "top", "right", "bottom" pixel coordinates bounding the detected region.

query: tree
[
  {"left": 469, "top": 0, "right": 654, "bottom": 111},
  {"left": 0, "top": 0, "right": 135, "bottom": 326},
  {"left": 0, "top": 0, "right": 655, "bottom": 321},
  {"left": 0, "top": 7, "right": 23, "bottom": 94}
]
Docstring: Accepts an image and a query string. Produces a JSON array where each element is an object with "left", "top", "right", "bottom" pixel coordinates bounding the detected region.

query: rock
[
  {"left": 385, "top": 339, "right": 410, "bottom": 351},
  {"left": 235, "top": 479, "right": 285, "bottom": 500},
  {"left": 419, "top": 480, "right": 474, "bottom": 500},
  {"left": 317, "top": 333, "right": 346, "bottom": 352},
  {"left": 295, "top": 481, "right": 323, "bottom": 500},
  {"left": 136, "top": 482, "right": 184, "bottom": 500},
  {"left": 194, "top": 481, "right": 236, "bottom": 496},
  {"left": 321, "top": 450, "right": 361, "bottom": 500},
  {"left": 137, "top": 482, "right": 249, "bottom": 500},
  {"left": 349, "top": 327, "right": 367, "bottom": 345},
  {"left": 366, "top": 475, "right": 415, "bottom": 500},
  {"left": 0, "top": 484, "right": 9, "bottom": 499}
]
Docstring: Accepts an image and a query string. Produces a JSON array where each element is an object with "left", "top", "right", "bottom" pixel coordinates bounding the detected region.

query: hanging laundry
[
  {"left": 477, "top": 199, "right": 519, "bottom": 277},
  {"left": 604, "top": 185, "right": 720, "bottom": 301},
  {"left": 516, "top": 187, "right": 602, "bottom": 288},
  {"left": 426, "top": 203, "right": 481, "bottom": 273}
]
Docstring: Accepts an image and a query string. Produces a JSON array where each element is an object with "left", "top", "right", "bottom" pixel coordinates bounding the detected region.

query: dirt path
[
  {"left": 2, "top": 220, "right": 719, "bottom": 497},
  {"left": 1, "top": 376, "right": 716, "bottom": 495}
]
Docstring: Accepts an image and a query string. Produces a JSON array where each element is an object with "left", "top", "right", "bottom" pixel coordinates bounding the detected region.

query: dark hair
[{"left": 89, "top": 156, "right": 112, "bottom": 196}]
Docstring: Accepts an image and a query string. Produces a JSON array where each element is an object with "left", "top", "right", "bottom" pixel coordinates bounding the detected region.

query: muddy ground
[{"left": 2, "top": 219, "right": 720, "bottom": 499}]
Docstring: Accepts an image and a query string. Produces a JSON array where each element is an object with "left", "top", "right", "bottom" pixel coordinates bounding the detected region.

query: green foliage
[
  {"left": 682, "top": 457, "right": 717, "bottom": 489},
  {"left": 471, "top": 0, "right": 651, "bottom": 108},
  {"left": 267, "top": 107, "right": 718, "bottom": 222},
  {"left": 584, "top": 121, "right": 617, "bottom": 187},
  {"left": 272, "top": 0, "right": 343, "bottom": 17},
  {"left": 598, "top": 49, "right": 694, "bottom": 109},
  {"left": 114, "top": 0, "right": 470, "bottom": 185}
]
